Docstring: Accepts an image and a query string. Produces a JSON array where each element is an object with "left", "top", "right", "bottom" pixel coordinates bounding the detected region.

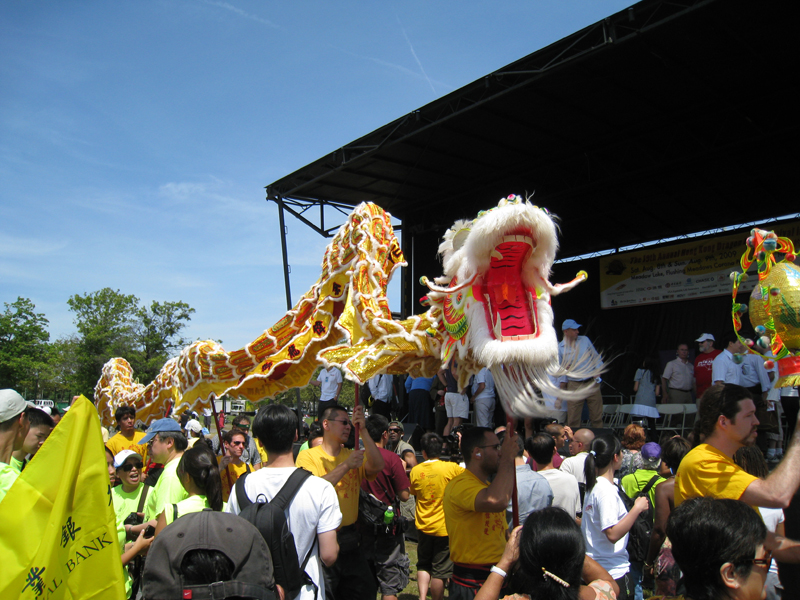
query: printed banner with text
[{"left": 599, "top": 220, "right": 800, "bottom": 309}]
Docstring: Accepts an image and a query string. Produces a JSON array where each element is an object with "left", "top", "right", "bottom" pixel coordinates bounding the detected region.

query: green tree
[
  {"left": 67, "top": 288, "right": 195, "bottom": 398},
  {"left": 132, "top": 300, "right": 195, "bottom": 382},
  {"left": 67, "top": 288, "right": 139, "bottom": 397},
  {"left": 0, "top": 297, "right": 51, "bottom": 396}
]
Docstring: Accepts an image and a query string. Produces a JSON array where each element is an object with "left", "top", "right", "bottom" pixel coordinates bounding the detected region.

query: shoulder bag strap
[
  {"left": 234, "top": 471, "right": 252, "bottom": 508},
  {"left": 136, "top": 485, "right": 151, "bottom": 513},
  {"left": 270, "top": 468, "right": 313, "bottom": 511},
  {"left": 642, "top": 475, "right": 661, "bottom": 495}
]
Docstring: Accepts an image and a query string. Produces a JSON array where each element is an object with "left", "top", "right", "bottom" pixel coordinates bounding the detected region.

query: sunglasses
[
  {"left": 749, "top": 549, "right": 772, "bottom": 568},
  {"left": 120, "top": 462, "right": 144, "bottom": 472},
  {"left": 230, "top": 441, "right": 245, "bottom": 447},
  {"left": 388, "top": 428, "right": 403, "bottom": 433}
]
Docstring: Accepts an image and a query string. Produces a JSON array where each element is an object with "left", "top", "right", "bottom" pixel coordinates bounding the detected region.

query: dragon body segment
[{"left": 96, "top": 196, "right": 595, "bottom": 427}]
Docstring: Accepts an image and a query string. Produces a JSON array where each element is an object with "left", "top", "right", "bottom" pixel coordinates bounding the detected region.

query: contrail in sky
[
  {"left": 396, "top": 15, "right": 436, "bottom": 94},
  {"left": 200, "top": 0, "right": 278, "bottom": 29}
]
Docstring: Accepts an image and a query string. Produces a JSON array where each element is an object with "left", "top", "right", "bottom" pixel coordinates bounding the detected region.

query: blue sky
[{"left": 1, "top": 0, "right": 633, "bottom": 351}]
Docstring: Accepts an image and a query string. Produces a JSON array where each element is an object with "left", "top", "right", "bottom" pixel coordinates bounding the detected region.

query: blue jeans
[{"left": 629, "top": 561, "right": 644, "bottom": 600}]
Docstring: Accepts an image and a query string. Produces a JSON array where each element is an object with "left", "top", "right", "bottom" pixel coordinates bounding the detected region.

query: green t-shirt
[
  {"left": 9, "top": 456, "right": 23, "bottom": 474},
  {"left": 621, "top": 468, "right": 664, "bottom": 518},
  {"left": 112, "top": 484, "right": 146, "bottom": 525},
  {"left": 144, "top": 456, "right": 188, "bottom": 521},
  {"left": 0, "top": 462, "right": 19, "bottom": 504},
  {"left": 164, "top": 495, "right": 212, "bottom": 526}
]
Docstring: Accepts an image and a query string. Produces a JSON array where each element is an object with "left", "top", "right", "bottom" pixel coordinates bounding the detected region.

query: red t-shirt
[
  {"left": 694, "top": 349, "right": 722, "bottom": 400},
  {"left": 361, "top": 447, "right": 410, "bottom": 505}
]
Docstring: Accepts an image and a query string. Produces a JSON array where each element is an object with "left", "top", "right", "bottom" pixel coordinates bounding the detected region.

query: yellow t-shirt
[
  {"left": 674, "top": 443, "right": 757, "bottom": 507},
  {"left": 410, "top": 459, "right": 464, "bottom": 536},
  {"left": 106, "top": 431, "right": 148, "bottom": 466},
  {"left": 255, "top": 438, "right": 268, "bottom": 464},
  {"left": 217, "top": 458, "right": 251, "bottom": 502},
  {"left": 443, "top": 469, "right": 508, "bottom": 565},
  {"left": 295, "top": 446, "right": 369, "bottom": 527}
]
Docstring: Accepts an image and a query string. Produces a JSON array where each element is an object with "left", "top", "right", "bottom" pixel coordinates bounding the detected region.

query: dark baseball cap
[{"left": 143, "top": 510, "right": 277, "bottom": 600}]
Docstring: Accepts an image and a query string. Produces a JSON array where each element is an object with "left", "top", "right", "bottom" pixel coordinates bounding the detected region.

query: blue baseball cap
[
  {"left": 561, "top": 319, "right": 581, "bottom": 330},
  {"left": 140, "top": 417, "right": 183, "bottom": 444}
]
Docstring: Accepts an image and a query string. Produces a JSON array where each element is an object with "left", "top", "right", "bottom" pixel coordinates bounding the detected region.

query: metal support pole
[{"left": 276, "top": 196, "right": 304, "bottom": 438}]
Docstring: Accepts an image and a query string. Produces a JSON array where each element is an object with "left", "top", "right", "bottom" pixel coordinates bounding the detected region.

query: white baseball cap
[
  {"left": 0, "top": 389, "right": 27, "bottom": 422},
  {"left": 114, "top": 449, "right": 144, "bottom": 469},
  {"left": 185, "top": 419, "right": 203, "bottom": 434},
  {"left": 695, "top": 333, "right": 715, "bottom": 342}
]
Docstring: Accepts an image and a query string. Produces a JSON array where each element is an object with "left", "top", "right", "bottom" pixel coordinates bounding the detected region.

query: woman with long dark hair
[
  {"left": 582, "top": 435, "right": 649, "bottom": 600},
  {"left": 474, "top": 508, "right": 619, "bottom": 600},
  {"left": 154, "top": 443, "right": 223, "bottom": 535}
]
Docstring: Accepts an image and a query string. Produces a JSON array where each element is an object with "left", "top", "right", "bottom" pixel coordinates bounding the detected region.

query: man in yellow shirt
[
  {"left": 443, "top": 425, "right": 518, "bottom": 599},
  {"left": 675, "top": 383, "right": 800, "bottom": 563},
  {"left": 410, "top": 432, "right": 463, "bottom": 600},
  {"left": 296, "top": 404, "right": 384, "bottom": 600},
  {"left": 218, "top": 429, "right": 251, "bottom": 502},
  {"left": 106, "top": 405, "right": 148, "bottom": 467}
]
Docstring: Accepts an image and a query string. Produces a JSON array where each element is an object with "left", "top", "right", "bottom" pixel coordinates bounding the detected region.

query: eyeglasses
[
  {"left": 327, "top": 419, "right": 351, "bottom": 426},
  {"left": 388, "top": 428, "right": 402, "bottom": 433},
  {"left": 477, "top": 444, "right": 502, "bottom": 451},
  {"left": 121, "top": 462, "right": 144, "bottom": 472},
  {"left": 749, "top": 549, "right": 772, "bottom": 568}
]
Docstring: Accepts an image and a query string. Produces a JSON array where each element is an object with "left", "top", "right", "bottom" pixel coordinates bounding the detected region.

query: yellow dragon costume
[{"left": 95, "top": 195, "right": 596, "bottom": 428}]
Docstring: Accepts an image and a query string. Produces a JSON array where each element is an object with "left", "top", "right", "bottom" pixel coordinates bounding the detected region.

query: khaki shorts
[{"left": 445, "top": 392, "right": 469, "bottom": 419}]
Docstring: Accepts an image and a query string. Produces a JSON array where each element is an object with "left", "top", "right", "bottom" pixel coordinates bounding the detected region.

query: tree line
[
  {"left": 1, "top": 289, "right": 358, "bottom": 411},
  {"left": 0, "top": 289, "right": 194, "bottom": 401}
]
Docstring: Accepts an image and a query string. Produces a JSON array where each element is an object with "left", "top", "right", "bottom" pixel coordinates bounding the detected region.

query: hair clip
[
  {"left": 589, "top": 450, "right": 596, "bottom": 457},
  {"left": 542, "top": 567, "right": 570, "bottom": 588}
]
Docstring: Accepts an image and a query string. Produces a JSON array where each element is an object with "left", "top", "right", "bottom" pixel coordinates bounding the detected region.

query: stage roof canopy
[{"left": 267, "top": 0, "right": 798, "bottom": 259}]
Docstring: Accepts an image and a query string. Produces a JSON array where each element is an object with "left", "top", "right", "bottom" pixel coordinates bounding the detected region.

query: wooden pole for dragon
[
  {"left": 209, "top": 395, "right": 234, "bottom": 493},
  {"left": 354, "top": 383, "right": 360, "bottom": 444},
  {"left": 507, "top": 413, "right": 520, "bottom": 528}
]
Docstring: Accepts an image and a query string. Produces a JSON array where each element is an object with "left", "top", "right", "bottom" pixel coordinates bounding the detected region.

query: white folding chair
[
  {"left": 602, "top": 404, "right": 620, "bottom": 430},
  {"left": 615, "top": 404, "right": 636, "bottom": 431},
  {"left": 655, "top": 404, "right": 685, "bottom": 438},
  {"left": 681, "top": 404, "right": 698, "bottom": 437}
]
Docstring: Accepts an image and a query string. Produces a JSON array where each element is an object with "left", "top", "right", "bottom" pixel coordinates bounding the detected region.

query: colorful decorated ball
[{"left": 748, "top": 262, "right": 800, "bottom": 352}]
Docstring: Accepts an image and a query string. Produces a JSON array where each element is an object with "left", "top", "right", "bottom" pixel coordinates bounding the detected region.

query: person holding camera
[{"left": 112, "top": 450, "right": 154, "bottom": 541}]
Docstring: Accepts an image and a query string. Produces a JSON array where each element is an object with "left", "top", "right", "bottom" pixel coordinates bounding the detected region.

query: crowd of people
[{"left": 2, "top": 320, "right": 800, "bottom": 600}]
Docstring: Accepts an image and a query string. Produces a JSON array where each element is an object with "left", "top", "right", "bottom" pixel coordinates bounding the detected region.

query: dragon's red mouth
[{"left": 473, "top": 228, "right": 539, "bottom": 341}]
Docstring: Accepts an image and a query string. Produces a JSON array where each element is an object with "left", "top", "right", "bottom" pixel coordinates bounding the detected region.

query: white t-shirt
[
  {"left": 226, "top": 467, "right": 343, "bottom": 600},
  {"left": 368, "top": 374, "right": 393, "bottom": 402},
  {"left": 471, "top": 368, "right": 495, "bottom": 401},
  {"left": 711, "top": 350, "right": 742, "bottom": 385},
  {"left": 581, "top": 477, "right": 630, "bottom": 579},
  {"left": 560, "top": 452, "right": 588, "bottom": 484},
  {"left": 317, "top": 368, "right": 343, "bottom": 401},
  {"left": 539, "top": 468, "right": 582, "bottom": 518},
  {"left": 760, "top": 507, "right": 785, "bottom": 576}
]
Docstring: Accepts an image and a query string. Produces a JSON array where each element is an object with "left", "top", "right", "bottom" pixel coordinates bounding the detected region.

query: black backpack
[
  {"left": 235, "top": 468, "right": 318, "bottom": 600},
  {"left": 617, "top": 475, "right": 659, "bottom": 563}
]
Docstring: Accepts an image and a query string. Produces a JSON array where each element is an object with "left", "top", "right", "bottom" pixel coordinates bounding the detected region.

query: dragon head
[{"left": 425, "top": 194, "right": 592, "bottom": 415}]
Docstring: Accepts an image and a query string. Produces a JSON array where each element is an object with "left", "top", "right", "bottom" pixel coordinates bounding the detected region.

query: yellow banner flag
[{"left": 0, "top": 396, "right": 126, "bottom": 599}]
